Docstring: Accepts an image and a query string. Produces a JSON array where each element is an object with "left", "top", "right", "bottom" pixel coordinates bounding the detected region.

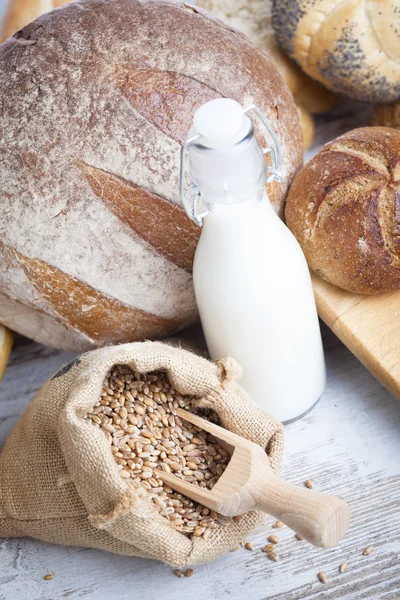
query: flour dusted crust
[
  {"left": 272, "top": 0, "right": 400, "bottom": 102},
  {"left": 196, "top": 0, "right": 336, "bottom": 115},
  {"left": 285, "top": 127, "right": 400, "bottom": 294},
  {"left": 195, "top": 0, "right": 337, "bottom": 151},
  {"left": 0, "top": 0, "right": 69, "bottom": 43},
  {"left": 196, "top": 0, "right": 303, "bottom": 94},
  {"left": 0, "top": 0, "right": 302, "bottom": 351}
]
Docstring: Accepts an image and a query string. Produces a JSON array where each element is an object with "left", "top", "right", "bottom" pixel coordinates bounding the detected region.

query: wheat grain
[
  {"left": 318, "top": 571, "right": 327, "bottom": 583},
  {"left": 87, "top": 365, "right": 230, "bottom": 540}
]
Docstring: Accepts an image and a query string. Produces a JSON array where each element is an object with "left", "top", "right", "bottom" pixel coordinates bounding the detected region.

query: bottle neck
[
  {"left": 189, "top": 128, "right": 268, "bottom": 212},
  {"left": 204, "top": 188, "right": 270, "bottom": 218}
]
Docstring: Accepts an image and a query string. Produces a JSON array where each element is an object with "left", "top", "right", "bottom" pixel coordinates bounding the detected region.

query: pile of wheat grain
[{"left": 86, "top": 364, "right": 234, "bottom": 539}]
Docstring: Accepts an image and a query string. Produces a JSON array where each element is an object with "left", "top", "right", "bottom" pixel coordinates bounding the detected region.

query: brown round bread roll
[
  {"left": 272, "top": 0, "right": 400, "bottom": 103},
  {"left": 0, "top": 0, "right": 70, "bottom": 43},
  {"left": 285, "top": 127, "right": 400, "bottom": 295},
  {"left": 0, "top": 0, "right": 302, "bottom": 352},
  {"left": 371, "top": 101, "right": 400, "bottom": 130}
]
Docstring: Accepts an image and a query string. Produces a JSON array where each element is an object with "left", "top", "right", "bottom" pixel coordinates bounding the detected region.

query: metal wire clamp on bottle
[{"left": 180, "top": 104, "right": 283, "bottom": 226}]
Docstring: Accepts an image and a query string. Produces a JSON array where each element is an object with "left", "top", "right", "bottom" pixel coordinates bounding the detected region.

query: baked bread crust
[
  {"left": 272, "top": 0, "right": 400, "bottom": 103},
  {"left": 0, "top": 0, "right": 69, "bottom": 43},
  {"left": 196, "top": 0, "right": 336, "bottom": 113},
  {"left": 0, "top": 0, "right": 302, "bottom": 351},
  {"left": 285, "top": 127, "right": 400, "bottom": 294}
]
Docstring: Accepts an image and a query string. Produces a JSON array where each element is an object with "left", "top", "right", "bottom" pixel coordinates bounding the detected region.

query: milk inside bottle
[{"left": 180, "top": 98, "right": 326, "bottom": 423}]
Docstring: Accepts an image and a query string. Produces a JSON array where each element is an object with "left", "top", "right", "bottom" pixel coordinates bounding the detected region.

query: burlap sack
[{"left": 0, "top": 341, "right": 284, "bottom": 566}]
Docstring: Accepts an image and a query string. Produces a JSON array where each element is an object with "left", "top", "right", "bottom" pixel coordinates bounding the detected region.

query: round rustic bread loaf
[
  {"left": 272, "top": 0, "right": 400, "bottom": 102},
  {"left": 0, "top": 0, "right": 302, "bottom": 352},
  {"left": 285, "top": 127, "right": 400, "bottom": 294}
]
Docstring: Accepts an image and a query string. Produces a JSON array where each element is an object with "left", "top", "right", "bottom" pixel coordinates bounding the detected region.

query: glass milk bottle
[{"left": 180, "top": 98, "right": 325, "bottom": 423}]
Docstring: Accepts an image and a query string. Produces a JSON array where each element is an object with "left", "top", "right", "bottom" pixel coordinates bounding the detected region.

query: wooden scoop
[{"left": 157, "top": 409, "right": 350, "bottom": 548}]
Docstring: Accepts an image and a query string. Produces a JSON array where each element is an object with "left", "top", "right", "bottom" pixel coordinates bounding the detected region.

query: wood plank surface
[
  {"left": 313, "top": 274, "right": 400, "bottom": 402},
  {"left": 0, "top": 326, "right": 399, "bottom": 600}
]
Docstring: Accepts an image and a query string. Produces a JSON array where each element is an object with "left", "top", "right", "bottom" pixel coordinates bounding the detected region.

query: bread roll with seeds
[
  {"left": 272, "top": 0, "right": 400, "bottom": 102},
  {"left": 0, "top": 0, "right": 302, "bottom": 352},
  {"left": 0, "top": 0, "right": 70, "bottom": 43},
  {"left": 285, "top": 127, "right": 400, "bottom": 294}
]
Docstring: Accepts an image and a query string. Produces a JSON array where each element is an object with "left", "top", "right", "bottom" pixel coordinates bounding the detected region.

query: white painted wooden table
[{"left": 1, "top": 319, "right": 400, "bottom": 600}]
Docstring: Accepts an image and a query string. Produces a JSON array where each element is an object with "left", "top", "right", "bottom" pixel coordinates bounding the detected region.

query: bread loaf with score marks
[{"left": 0, "top": 0, "right": 303, "bottom": 351}]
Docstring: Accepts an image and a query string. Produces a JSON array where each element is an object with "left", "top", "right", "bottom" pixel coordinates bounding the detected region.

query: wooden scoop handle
[{"left": 255, "top": 470, "right": 350, "bottom": 548}]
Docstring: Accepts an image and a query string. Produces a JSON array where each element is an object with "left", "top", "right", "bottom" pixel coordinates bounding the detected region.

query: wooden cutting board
[{"left": 312, "top": 273, "right": 400, "bottom": 401}]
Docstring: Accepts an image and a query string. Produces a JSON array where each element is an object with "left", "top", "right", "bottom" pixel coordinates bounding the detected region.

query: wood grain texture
[
  {"left": 161, "top": 408, "right": 349, "bottom": 548},
  {"left": 313, "top": 272, "right": 400, "bottom": 403},
  {"left": 372, "top": 100, "right": 400, "bottom": 130},
  {"left": 0, "top": 324, "right": 399, "bottom": 600}
]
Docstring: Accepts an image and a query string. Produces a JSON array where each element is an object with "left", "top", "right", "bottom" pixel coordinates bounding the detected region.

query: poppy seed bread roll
[
  {"left": 0, "top": 0, "right": 302, "bottom": 352},
  {"left": 272, "top": 0, "right": 400, "bottom": 103},
  {"left": 285, "top": 127, "right": 400, "bottom": 294}
]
